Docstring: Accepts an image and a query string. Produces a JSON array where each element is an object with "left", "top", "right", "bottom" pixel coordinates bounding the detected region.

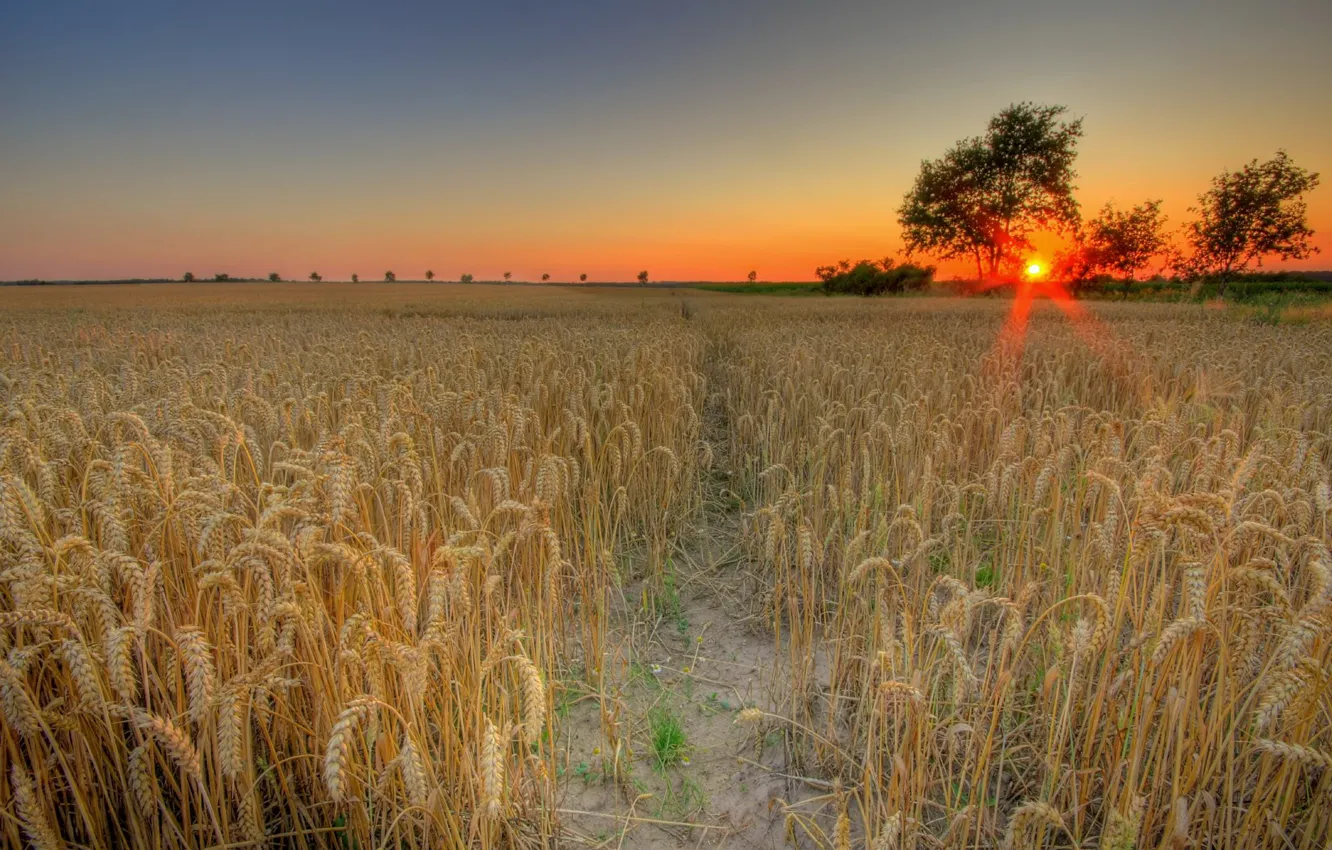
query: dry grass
[{"left": 0, "top": 291, "right": 1328, "bottom": 849}]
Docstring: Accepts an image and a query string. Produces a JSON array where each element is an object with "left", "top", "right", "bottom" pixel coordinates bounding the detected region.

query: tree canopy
[{"left": 898, "top": 103, "right": 1083, "bottom": 280}]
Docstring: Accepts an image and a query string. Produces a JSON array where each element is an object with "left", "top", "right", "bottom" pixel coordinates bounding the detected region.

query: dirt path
[{"left": 555, "top": 333, "right": 816, "bottom": 848}]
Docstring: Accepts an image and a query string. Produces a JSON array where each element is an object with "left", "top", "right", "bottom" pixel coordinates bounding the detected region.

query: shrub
[{"left": 816, "top": 259, "right": 935, "bottom": 296}]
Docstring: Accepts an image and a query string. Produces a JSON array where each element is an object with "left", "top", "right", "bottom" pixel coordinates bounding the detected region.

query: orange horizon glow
[{"left": 3, "top": 191, "right": 1326, "bottom": 283}]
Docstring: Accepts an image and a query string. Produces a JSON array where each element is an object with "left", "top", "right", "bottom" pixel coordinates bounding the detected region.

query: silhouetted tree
[
  {"left": 425, "top": 269, "right": 434, "bottom": 281},
  {"left": 1059, "top": 200, "right": 1168, "bottom": 283},
  {"left": 309, "top": 271, "right": 322, "bottom": 282},
  {"left": 1092, "top": 200, "right": 1168, "bottom": 280},
  {"left": 214, "top": 273, "right": 230, "bottom": 282},
  {"left": 580, "top": 273, "right": 588, "bottom": 282},
  {"left": 351, "top": 273, "right": 359, "bottom": 283},
  {"left": 637, "top": 270, "right": 649, "bottom": 285},
  {"left": 268, "top": 272, "right": 281, "bottom": 282},
  {"left": 748, "top": 270, "right": 758, "bottom": 284},
  {"left": 384, "top": 270, "right": 396, "bottom": 282},
  {"left": 898, "top": 102, "right": 1083, "bottom": 280},
  {"left": 540, "top": 273, "right": 550, "bottom": 282},
  {"left": 460, "top": 273, "right": 474, "bottom": 284},
  {"left": 183, "top": 272, "right": 195, "bottom": 282},
  {"left": 1183, "top": 151, "right": 1320, "bottom": 290},
  {"left": 503, "top": 272, "right": 512, "bottom": 282}
]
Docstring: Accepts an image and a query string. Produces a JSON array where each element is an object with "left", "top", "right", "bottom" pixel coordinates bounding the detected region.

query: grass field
[{"left": 1, "top": 286, "right": 1329, "bottom": 849}]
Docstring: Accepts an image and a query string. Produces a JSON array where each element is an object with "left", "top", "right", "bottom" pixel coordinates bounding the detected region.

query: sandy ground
[{"left": 553, "top": 508, "right": 817, "bottom": 849}]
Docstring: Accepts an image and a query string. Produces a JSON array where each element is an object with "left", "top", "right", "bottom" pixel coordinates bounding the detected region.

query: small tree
[
  {"left": 384, "top": 270, "right": 396, "bottom": 282},
  {"left": 580, "top": 273, "right": 588, "bottom": 282},
  {"left": 268, "top": 272, "right": 281, "bottom": 282},
  {"left": 183, "top": 272, "right": 195, "bottom": 282},
  {"left": 899, "top": 102, "right": 1083, "bottom": 280},
  {"left": 460, "top": 273, "right": 474, "bottom": 284},
  {"left": 1184, "top": 150, "right": 1320, "bottom": 290},
  {"left": 309, "top": 271, "right": 322, "bottom": 282},
  {"left": 425, "top": 269, "right": 434, "bottom": 281},
  {"left": 503, "top": 272, "right": 512, "bottom": 282},
  {"left": 541, "top": 273, "right": 550, "bottom": 282},
  {"left": 637, "top": 270, "right": 649, "bottom": 285},
  {"left": 1076, "top": 200, "right": 1169, "bottom": 281},
  {"left": 748, "top": 270, "right": 757, "bottom": 284},
  {"left": 214, "top": 273, "right": 230, "bottom": 282},
  {"left": 351, "top": 273, "right": 359, "bottom": 283}
]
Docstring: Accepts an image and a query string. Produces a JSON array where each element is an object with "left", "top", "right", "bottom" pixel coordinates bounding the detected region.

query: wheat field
[{"left": 0, "top": 285, "right": 1329, "bottom": 849}]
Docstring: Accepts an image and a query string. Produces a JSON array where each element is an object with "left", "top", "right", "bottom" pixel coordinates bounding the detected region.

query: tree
[
  {"left": 214, "top": 273, "right": 230, "bottom": 282},
  {"left": 541, "top": 273, "right": 550, "bottom": 282},
  {"left": 384, "top": 270, "right": 396, "bottom": 282},
  {"left": 748, "top": 270, "right": 758, "bottom": 284},
  {"left": 1062, "top": 200, "right": 1169, "bottom": 281},
  {"left": 637, "top": 270, "right": 649, "bottom": 285},
  {"left": 309, "top": 271, "right": 322, "bottom": 282},
  {"left": 503, "top": 272, "right": 512, "bottom": 282},
  {"left": 580, "top": 273, "right": 588, "bottom": 282},
  {"left": 898, "top": 102, "right": 1083, "bottom": 280},
  {"left": 460, "top": 273, "right": 474, "bottom": 284},
  {"left": 268, "top": 272, "right": 281, "bottom": 282},
  {"left": 351, "top": 273, "right": 359, "bottom": 283},
  {"left": 1183, "top": 150, "right": 1319, "bottom": 288},
  {"left": 183, "top": 272, "right": 195, "bottom": 282},
  {"left": 425, "top": 269, "right": 434, "bottom": 281}
]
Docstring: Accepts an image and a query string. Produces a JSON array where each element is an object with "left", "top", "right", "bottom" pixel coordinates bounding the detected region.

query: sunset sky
[{"left": 2, "top": 0, "right": 1329, "bottom": 282}]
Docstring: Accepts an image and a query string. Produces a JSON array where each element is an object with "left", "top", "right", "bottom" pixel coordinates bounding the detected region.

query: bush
[{"left": 816, "top": 259, "right": 935, "bottom": 296}]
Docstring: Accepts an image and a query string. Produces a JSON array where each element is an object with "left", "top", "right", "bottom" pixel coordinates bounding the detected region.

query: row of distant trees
[
  {"left": 895, "top": 103, "right": 1320, "bottom": 292},
  {"left": 181, "top": 271, "right": 653, "bottom": 284}
]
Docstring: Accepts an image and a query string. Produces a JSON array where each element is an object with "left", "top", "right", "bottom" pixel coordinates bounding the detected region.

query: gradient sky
[{"left": 2, "top": 0, "right": 1329, "bottom": 281}]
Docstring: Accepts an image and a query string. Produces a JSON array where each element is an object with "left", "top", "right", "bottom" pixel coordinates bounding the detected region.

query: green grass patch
[
  {"left": 689, "top": 282, "right": 825, "bottom": 295},
  {"left": 648, "top": 706, "right": 688, "bottom": 770}
]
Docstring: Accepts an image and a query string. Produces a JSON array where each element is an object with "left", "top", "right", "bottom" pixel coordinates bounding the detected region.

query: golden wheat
[{"left": 0, "top": 293, "right": 1328, "bottom": 848}]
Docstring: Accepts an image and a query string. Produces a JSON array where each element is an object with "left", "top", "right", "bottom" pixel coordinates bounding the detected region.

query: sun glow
[{"left": 1026, "top": 262, "right": 1044, "bottom": 278}]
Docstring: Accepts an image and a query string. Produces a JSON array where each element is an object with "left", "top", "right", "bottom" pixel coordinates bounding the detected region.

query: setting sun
[{"left": 1027, "top": 263, "right": 1044, "bottom": 277}]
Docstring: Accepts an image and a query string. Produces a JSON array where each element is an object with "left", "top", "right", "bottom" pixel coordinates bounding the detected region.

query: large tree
[
  {"left": 898, "top": 103, "right": 1083, "bottom": 280},
  {"left": 1183, "top": 150, "right": 1319, "bottom": 285}
]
